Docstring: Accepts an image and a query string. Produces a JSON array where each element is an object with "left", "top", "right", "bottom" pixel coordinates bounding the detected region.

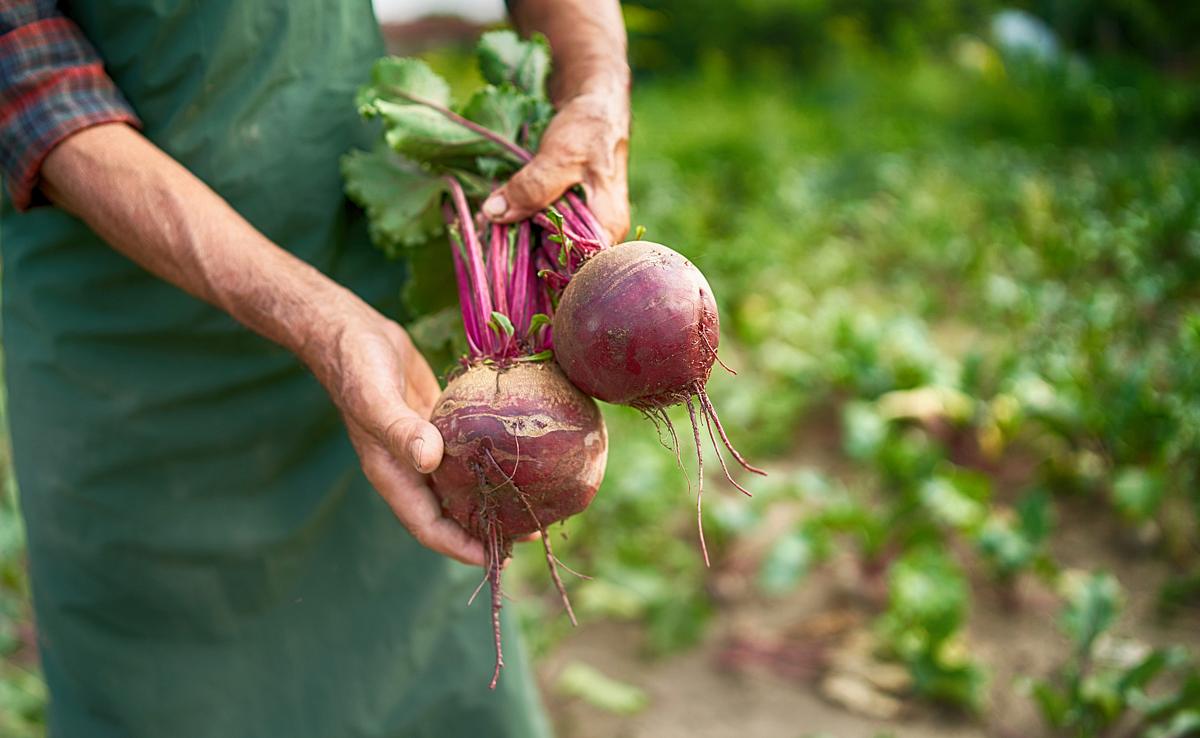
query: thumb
[
  {"left": 380, "top": 411, "right": 445, "bottom": 474},
  {"left": 483, "top": 155, "right": 581, "bottom": 223}
]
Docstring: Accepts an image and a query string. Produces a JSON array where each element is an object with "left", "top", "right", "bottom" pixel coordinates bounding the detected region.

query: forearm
[
  {"left": 41, "top": 122, "right": 486, "bottom": 565},
  {"left": 509, "top": 0, "right": 629, "bottom": 104},
  {"left": 40, "top": 122, "right": 371, "bottom": 368}
]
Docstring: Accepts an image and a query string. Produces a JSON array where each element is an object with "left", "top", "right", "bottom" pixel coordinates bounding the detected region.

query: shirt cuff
[{"left": 1, "top": 18, "right": 142, "bottom": 211}]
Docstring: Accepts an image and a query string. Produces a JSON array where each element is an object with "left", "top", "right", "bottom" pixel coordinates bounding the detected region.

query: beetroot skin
[
  {"left": 430, "top": 361, "right": 608, "bottom": 539},
  {"left": 552, "top": 241, "right": 720, "bottom": 409},
  {"left": 550, "top": 239, "right": 764, "bottom": 568}
]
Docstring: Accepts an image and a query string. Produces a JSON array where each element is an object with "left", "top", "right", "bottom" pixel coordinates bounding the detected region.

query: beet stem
[
  {"left": 395, "top": 90, "right": 534, "bottom": 164},
  {"left": 445, "top": 177, "right": 496, "bottom": 356},
  {"left": 532, "top": 213, "right": 604, "bottom": 253},
  {"left": 685, "top": 397, "right": 711, "bottom": 568},
  {"left": 489, "top": 223, "right": 510, "bottom": 319},
  {"left": 510, "top": 222, "right": 531, "bottom": 337},
  {"left": 564, "top": 191, "right": 609, "bottom": 245},
  {"left": 444, "top": 204, "right": 484, "bottom": 356},
  {"left": 697, "top": 388, "right": 767, "bottom": 477}
]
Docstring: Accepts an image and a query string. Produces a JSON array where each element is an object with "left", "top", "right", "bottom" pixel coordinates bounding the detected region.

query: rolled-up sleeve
[{"left": 1, "top": 1, "right": 141, "bottom": 210}]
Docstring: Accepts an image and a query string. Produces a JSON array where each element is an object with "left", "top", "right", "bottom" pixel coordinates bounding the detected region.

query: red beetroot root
[
  {"left": 430, "top": 361, "right": 607, "bottom": 688},
  {"left": 552, "top": 240, "right": 720, "bottom": 409},
  {"left": 431, "top": 361, "right": 607, "bottom": 539},
  {"left": 551, "top": 240, "right": 764, "bottom": 566}
]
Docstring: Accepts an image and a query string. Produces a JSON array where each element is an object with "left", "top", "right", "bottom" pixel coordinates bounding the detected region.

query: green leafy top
[
  {"left": 349, "top": 30, "right": 552, "bottom": 182},
  {"left": 340, "top": 148, "right": 445, "bottom": 255},
  {"left": 477, "top": 30, "right": 551, "bottom": 99},
  {"left": 341, "top": 31, "right": 556, "bottom": 322}
]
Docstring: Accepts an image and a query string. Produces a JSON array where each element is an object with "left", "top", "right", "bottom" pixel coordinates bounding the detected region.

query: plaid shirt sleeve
[{"left": 1, "top": 0, "right": 141, "bottom": 210}]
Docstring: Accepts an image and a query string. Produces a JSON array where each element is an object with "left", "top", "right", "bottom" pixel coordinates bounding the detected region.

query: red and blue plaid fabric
[{"left": 1, "top": 0, "right": 140, "bottom": 210}]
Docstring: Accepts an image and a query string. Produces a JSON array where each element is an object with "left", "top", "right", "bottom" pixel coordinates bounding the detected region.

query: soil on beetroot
[{"left": 536, "top": 465, "right": 1200, "bottom": 738}]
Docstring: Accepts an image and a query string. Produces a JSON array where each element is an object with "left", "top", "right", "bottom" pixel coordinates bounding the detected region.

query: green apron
[{"left": 0, "top": 1, "right": 550, "bottom": 736}]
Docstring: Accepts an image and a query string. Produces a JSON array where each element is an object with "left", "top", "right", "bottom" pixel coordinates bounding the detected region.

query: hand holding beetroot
[
  {"left": 482, "top": 89, "right": 630, "bottom": 243},
  {"left": 344, "top": 31, "right": 761, "bottom": 688}
]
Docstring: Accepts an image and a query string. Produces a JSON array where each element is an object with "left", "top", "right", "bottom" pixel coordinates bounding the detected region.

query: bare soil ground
[{"left": 537, "top": 483, "right": 1200, "bottom": 738}]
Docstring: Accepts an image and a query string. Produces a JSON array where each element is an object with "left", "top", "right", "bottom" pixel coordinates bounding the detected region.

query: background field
[{"left": 4, "top": 2, "right": 1200, "bottom": 736}]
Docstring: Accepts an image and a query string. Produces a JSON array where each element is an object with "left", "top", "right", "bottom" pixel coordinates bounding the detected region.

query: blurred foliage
[
  {"left": 514, "top": 15, "right": 1200, "bottom": 724},
  {"left": 877, "top": 547, "right": 986, "bottom": 708},
  {"left": 555, "top": 661, "right": 649, "bottom": 715},
  {"left": 1030, "top": 572, "right": 1200, "bottom": 737},
  {"left": 622, "top": 1, "right": 1200, "bottom": 143},
  {"left": 0, "top": 375, "right": 43, "bottom": 738}
]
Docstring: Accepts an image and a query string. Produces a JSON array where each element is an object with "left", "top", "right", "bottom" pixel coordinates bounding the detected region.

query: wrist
[
  {"left": 558, "top": 87, "right": 631, "bottom": 140},
  {"left": 291, "top": 282, "right": 382, "bottom": 383},
  {"left": 553, "top": 60, "right": 631, "bottom": 107}
]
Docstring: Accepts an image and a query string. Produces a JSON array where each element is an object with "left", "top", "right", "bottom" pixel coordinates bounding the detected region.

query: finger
[
  {"left": 483, "top": 154, "right": 582, "bottom": 224},
  {"left": 371, "top": 462, "right": 486, "bottom": 567},
  {"left": 352, "top": 421, "right": 486, "bottom": 567},
  {"left": 413, "top": 516, "right": 488, "bottom": 568},
  {"left": 516, "top": 531, "right": 542, "bottom": 543},
  {"left": 582, "top": 171, "right": 630, "bottom": 244},
  {"left": 381, "top": 411, "right": 445, "bottom": 475},
  {"left": 339, "top": 335, "right": 445, "bottom": 473}
]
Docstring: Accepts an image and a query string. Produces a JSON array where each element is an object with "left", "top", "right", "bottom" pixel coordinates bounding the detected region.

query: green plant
[{"left": 1030, "top": 571, "right": 1200, "bottom": 737}]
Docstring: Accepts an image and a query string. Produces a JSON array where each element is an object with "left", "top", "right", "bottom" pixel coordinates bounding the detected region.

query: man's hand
[
  {"left": 484, "top": 0, "right": 631, "bottom": 244},
  {"left": 311, "top": 314, "right": 486, "bottom": 567},
  {"left": 483, "top": 92, "right": 630, "bottom": 243}
]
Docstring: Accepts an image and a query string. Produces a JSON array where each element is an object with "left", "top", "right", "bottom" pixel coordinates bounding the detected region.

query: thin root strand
[
  {"left": 700, "top": 330, "right": 737, "bottom": 376},
  {"left": 657, "top": 407, "right": 692, "bottom": 500},
  {"left": 553, "top": 556, "right": 593, "bottom": 581},
  {"left": 540, "top": 530, "right": 578, "bottom": 626},
  {"left": 508, "top": 475, "right": 579, "bottom": 625},
  {"left": 467, "top": 572, "right": 488, "bottom": 607},
  {"left": 686, "top": 398, "right": 711, "bottom": 568},
  {"left": 487, "top": 523, "right": 505, "bottom": 690},
  {"left": 698, "top": 387, "right": 767, "bottom": 476},
  {"left": 700, "top": 398, "right": 753, "bottom": 498}
]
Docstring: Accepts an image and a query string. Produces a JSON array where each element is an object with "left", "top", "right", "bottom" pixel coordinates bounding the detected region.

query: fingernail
[
  {"left": 409, "top": 438, "right": 425, "bottom": 470},
  {"left": 483, "top": 194, "right": 507, "bottom": 218}
]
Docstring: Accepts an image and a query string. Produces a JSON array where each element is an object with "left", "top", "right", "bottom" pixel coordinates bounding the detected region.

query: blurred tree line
[
  {"left": 621, "top": 0, "right": 1200, "bottom": 144},
  {"left": 623, "top": 0, "right": 1199, "bottom": 74}
]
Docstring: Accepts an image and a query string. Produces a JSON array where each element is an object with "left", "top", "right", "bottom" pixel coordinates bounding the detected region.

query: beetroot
[
  {"left": 546, "top": 237, "right": 765, "bottom": 566},
  {"left": 431, "top": 362, "right": 607, "bottom": 540},
  {"left": 431, "top": 361, "right": 606, "bottom": 688},
  {"left": 552, "top": 240, "right": 719, "bottom": 409},
  {"left": 423, "top": 177, "right": 608, "bottom": 689}
]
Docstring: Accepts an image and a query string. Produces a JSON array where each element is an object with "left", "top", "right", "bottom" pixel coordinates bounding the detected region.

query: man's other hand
[{"left": 481, "top": 91, "right": 630, "bottom": 244}]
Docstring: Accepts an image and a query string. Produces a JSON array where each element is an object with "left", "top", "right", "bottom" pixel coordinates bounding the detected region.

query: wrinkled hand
[
  {"left": 311, "top": 312, "right": 486, "bottom": 567},
  {"left": 482, "top": 92, "right": 630, "bottom": 243}
]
